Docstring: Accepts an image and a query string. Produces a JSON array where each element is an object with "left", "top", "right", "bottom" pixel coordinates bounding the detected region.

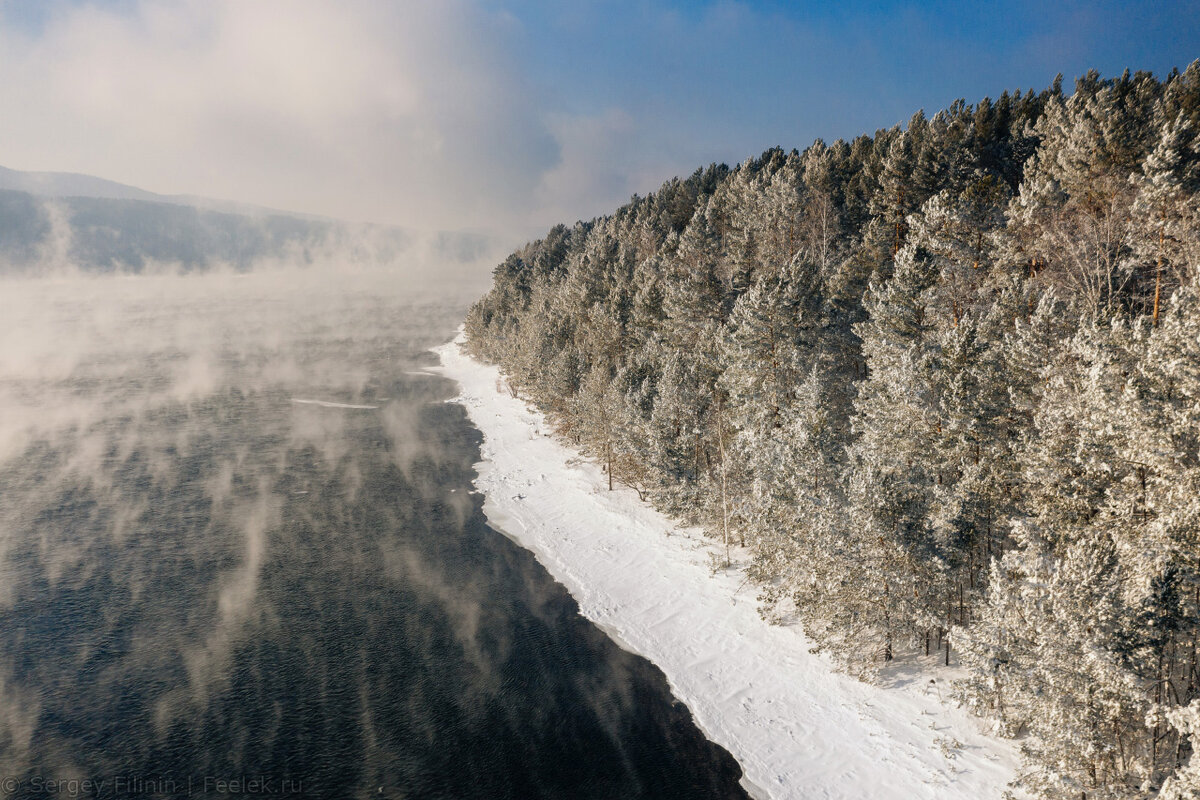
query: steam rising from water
[
  {"left": 0, "top": 266, "right": 467, "bottom": 766},
  {"left": 0, "top": 266, "right": 463, "bottom": 464},
  {"left": 0, "top": 266, "right": 748, "bottom": 798}
]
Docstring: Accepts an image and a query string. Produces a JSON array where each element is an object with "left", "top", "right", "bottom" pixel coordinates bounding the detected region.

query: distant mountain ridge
[
  {"left": 0, "top": 164, "right": 336, "bottom": 220},
  {"left": 0, "top": 165, "right": 501, "bottom": 282},
  {"left": 0, "top": 164, "right": 162, "bottom": 202}
]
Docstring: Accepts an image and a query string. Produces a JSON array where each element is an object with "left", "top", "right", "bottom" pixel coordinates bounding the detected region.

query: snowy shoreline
[{"left": 433, "top": 332, "right": 1021, "bottom": 800}]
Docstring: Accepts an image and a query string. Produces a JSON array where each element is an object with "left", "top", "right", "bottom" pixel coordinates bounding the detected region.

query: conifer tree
[{"left": 463, "top": 66, "right": 1200, "bottom": 799}]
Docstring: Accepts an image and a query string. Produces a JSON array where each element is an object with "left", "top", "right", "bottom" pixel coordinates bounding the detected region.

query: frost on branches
[{"left": 464, "top": 65, "right": 1200, "bottom": 799}]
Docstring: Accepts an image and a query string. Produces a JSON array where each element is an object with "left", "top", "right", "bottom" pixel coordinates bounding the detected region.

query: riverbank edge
[{"left": 432, "top": 330, "right": 1022, "bottom": 800}]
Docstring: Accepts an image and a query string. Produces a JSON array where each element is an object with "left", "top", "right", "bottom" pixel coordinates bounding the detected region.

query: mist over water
[{"left": 0, "top": 268, "right": 746, "bottom": 799}]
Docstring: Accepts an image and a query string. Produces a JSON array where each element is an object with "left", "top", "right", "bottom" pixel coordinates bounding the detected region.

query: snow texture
[{"left": 434, "top": 332, "right": 1022, "bottom": 800}]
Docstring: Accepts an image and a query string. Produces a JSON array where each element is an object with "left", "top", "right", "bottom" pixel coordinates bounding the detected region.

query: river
[{"left": 0, "top": 269, "right": 747, "bottom": 799}]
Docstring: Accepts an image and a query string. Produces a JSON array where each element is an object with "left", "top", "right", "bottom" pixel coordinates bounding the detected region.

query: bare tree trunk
[
  {"left": 1153, "top": 221, "right": 1164, "bottom": 327},
  {"left": 893, "top": 188, "right": 904, "bottom": 255},
  {"left": 883, "top": 583, "right": 893, "bottom": 662},
  {"left": 607, "top": 439, "right": 613, "bottom": 491},
  {"left": 716, "top": 394, "right": 731, "bottom": 568}
]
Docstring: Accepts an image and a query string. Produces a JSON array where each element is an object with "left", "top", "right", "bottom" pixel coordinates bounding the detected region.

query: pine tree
[
  {"left": 842, "top": 242, "right": 948, "bottom": 668},
  {"left": 462, "top": 68, "right": 1200, "bottom": 800},
  {"left": 1132, "top": 113, "right": 1200, "bottom": 323}
]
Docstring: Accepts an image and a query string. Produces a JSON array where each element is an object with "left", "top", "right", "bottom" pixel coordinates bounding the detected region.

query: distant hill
[
  {"left": 0, "top": 166, "right": 502, "bottom": 282},
  {"left": 0, "top": 164, "right": 330, "bottom": 218},
  {"left": 0, "top": 165, "right": 164, "bottom": 203}
]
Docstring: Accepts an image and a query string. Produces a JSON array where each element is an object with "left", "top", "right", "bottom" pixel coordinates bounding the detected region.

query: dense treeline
[{"left": 464, "top": 67, "right": 1200, "bottom": 798}]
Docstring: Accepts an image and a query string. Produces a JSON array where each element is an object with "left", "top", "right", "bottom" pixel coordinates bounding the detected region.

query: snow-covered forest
[{"left": 464, "top": 66, "right": 1200, "bottom": 799}]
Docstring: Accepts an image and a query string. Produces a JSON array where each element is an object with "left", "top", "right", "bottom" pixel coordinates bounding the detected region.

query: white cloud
[
  {"left": 532, "top": 108, "right": 637, "bottom": 223},
  {"left": 0, "top": 0, "right": 627, "bottom": 237}
]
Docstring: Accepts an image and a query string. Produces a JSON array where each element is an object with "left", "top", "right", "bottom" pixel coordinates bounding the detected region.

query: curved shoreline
[{"left": 433, "top": 332, "right": 1021, "bottom": 800}]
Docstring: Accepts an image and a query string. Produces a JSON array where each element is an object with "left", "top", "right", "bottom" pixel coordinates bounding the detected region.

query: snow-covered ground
[{"left": 433, "top": 332, "right": 1022, "bottom": 800}]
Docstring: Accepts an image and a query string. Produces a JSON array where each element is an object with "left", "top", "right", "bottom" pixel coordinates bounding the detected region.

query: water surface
[{"left": 0, "top": 270, "right": 747, "bottom": 799}]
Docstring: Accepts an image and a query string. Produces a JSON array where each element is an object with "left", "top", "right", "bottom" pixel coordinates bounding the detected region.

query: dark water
[{"left": 0, "top": 272, "right": 747, "bottom": 799}]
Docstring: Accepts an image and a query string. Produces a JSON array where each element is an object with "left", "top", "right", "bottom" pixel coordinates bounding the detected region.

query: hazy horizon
[{"left": 0, "top": 0, "right": 1196, "bottom": 246}]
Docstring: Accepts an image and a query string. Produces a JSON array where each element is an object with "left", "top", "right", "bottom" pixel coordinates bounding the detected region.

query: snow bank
[{"left": 433, "top": 333, "right": 1021, "bottom": 800}]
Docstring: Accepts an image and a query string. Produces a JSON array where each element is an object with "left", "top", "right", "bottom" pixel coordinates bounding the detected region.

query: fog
[
  {"left": 0, "top": 264, "right": 471, "bottom": 609},
  {"left": 0, "top": 264, "right": 476, "bottom": 466},
  {"left": 0, "top": 263, "right": 469, "bottom": 772},
  {"left": 3, "top": 0, "right": 1195, "bottom": 247},
  {"left": 0, "top": 0, "right": 587, "bottom": 237},
  {"left": 0, "top": 188, "right": 506, "bottom": 288},
  {"left": 0, "top": 264, "right": 750, "bottom": 797}
]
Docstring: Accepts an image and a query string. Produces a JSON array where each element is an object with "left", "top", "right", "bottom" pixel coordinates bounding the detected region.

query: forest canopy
[{"left": 465, "top": 66, "right": 1200, "bottom": 799}]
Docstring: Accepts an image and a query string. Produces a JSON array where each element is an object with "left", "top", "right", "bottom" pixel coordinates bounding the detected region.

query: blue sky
[
  {"left": 505, "top": 1, "right": 1198, "bottom": 148},
  {"left": 0, "top": 0, "right": 1195, "bottom": 238}
]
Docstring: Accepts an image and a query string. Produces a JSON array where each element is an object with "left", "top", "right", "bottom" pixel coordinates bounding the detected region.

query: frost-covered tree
[
  {"left": 840, "top": 241, "right": 948, "bottom": 666},
  {"left": 464, "top": 65, "right": 1200, "bottom": 799},
  {"left": 1132, "top": 113, "right": 1200, "bottom": 323},
  {"left": 1011, "top": 71, "right": 1161, "bottom": 319}
]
